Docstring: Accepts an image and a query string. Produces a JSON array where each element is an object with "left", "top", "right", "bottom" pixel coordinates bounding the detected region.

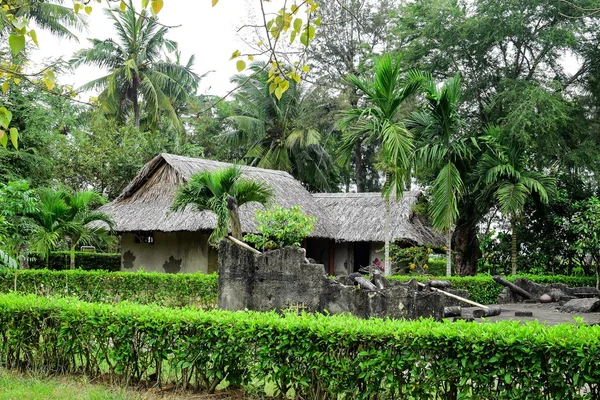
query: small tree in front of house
[
  {"left": 244, "top": 206, "right": 316, "bottom": 251},
  {"left": 171, "top": 165, "right": 273, "bottom": 245}
]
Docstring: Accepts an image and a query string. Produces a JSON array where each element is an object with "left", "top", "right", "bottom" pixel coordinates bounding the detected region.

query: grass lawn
[{"left": 0, "top": 370, "right": 248, "bottom": 400}]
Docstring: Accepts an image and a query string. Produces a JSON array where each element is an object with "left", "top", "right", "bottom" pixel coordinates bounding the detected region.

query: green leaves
[
  {"left": 8, "top": 34, "right": 25, "bottom": 55},
  {"left": 0, "top": 288, "right": 599, "bottom": 398},
  {"left": 244, "top": 206, "right": 316, "bottom": 250}
]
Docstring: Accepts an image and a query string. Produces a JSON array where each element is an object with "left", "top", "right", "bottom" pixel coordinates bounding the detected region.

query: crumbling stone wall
[{"left": 218, "top": 240, "right": 461, "bottom": 320}]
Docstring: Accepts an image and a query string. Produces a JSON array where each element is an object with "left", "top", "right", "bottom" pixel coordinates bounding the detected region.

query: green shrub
[
  {"left": 0, "top": 269, "right": 217, "bottom": 308},
  {"left": 244, "top": 205, "right": 316, "bottom": 250},
  {"left": 0, "top": 293, "right": 598, "bottom": 399},
  {"left": 29, "top": 252, "right": 120, "bottom": 271},
  {"left": 389, "top": 274, "right": 598, "bottom": 304}
]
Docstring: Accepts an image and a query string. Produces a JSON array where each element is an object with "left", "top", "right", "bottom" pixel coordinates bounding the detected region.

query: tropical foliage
[
  {"left": 244, "top": 205, "right": 316, "bottom": 251},
  {"left": 226, "top": 62, "right": 334, "bottom": 191},
  {"left": 70, "top": 0, "right": 199, "bottom": 130},
  {"left": 171, "top": 165, "right": 273, "bottom": 244},
  {"left": 28, "top": 189, "right": 114, "bottom": 269}
]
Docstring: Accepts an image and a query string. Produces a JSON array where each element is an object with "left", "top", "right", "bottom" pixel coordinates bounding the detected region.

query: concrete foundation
[{"left": 218, "top": 240, "right": 463, "bottom": 320}]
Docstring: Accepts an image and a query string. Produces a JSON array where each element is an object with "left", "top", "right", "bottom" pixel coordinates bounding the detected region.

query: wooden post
[
  {"left": 328, "top": 240, "right": 335, "bottom": 276},
  {"left": 492, "top": 275, "right": 533, "bottom": 299}
]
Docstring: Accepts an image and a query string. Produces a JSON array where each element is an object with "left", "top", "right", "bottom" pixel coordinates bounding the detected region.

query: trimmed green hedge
[
  {"left": 29, "top": 251, "right": 121, "bottom": 271},
  {"left": 0, "top": 269, "right": 216, "bottom": 309},
  {"left": 0, "top": 293, "right": 598, "bottom": 398},
  {"left": 389, "top": 274, "right": 598, "bottom": 304},
  {"left": 2, "top": 269, "right": 596, "bottom": 307}
]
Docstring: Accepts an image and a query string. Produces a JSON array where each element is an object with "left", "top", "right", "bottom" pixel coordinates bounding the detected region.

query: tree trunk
[
  {"left": 453, "top": 220, "right": 481, "bottom": 276},
  {"left": 70, "top": 243, "right": 76, "bottom": 270},
  {"left": 132, "top": 74, "right": 140, "bottom": 130},
  {"left": 445, "top": 230, "right": 452, "bottom": 277},
  {"left": 354, "top": 141, "right": 364, "bottom": 192},
  {"left": 511, "top": 219, "right": 517, "bottom": 276},
  {"left": 384, "top": 198, "right": 391, "bottom": 276},
  {"left": 227, "top": 196, "right": 243, "bottom": 240}
]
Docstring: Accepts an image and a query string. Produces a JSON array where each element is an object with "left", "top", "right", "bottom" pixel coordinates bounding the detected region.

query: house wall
[
  {"left": 334, "top": 242, "right": 351, "bottom": 275},
  {"left": 121, "top": 232, "right": 217, "bottom": 273}
]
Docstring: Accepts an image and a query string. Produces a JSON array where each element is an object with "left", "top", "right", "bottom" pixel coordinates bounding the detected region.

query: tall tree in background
[
  {"left": 409, "top": 73, "right": 472, "bottom": 276},
  {"left": 393, "top": 0, "right": 600, "bottom": 274},
  {"left": 171, "top": 166, "right": 273, "bottom": 244},
  {"left": 476, "top": 126, "right": 555, "bottom": 275},
  {"left": 338, "top": 55, "right": 422, "bottom": 275},
  {"left": 71, "top": 0, "right": 199, "bottom": 130},
  {"left": 310, "top": 0, "right": 395, "bottom": 191},
  {"left": 226, "top": 62, "right": 334, "bottom": 191}
]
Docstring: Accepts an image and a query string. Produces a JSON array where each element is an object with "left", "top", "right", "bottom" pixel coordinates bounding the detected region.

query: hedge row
[
  {"left": 0, "top": 269, "right": 216, "bottom": 309},
  {"left": 1, "top": 269, "right": 596, "bottom": 307},
  {"left": 29, "top": 251, "right": 121, "bottom": 271},
  {"left": 0, "top": 293, "right": 598, "bottom": 399}
]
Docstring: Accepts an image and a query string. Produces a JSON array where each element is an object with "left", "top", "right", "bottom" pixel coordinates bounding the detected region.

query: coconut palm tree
[
  {"left": 70, "top": 0, "right": 199, "bottom": 130},
  {"left": 408, "top": 73, "right": 471, "bottom": 277},
  {"left": 225, "top": 62, "right": 334, "bottom": 191},
  {"left": 30, "top": 189, "right": 114, "bottom": 270},
  {"left": 338, "top": 54, "right": 423, "bottom": 275},
  {"left": 475, "top": 126, "right": 556, "bottom": 275},
  {"left": 171, "top": 165, "right": 274, "bottom": 245}
]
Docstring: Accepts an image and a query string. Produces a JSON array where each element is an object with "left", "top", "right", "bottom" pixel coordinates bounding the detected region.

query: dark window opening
[
  {"left": 134, "top": 232, "right": 154, "bottom": 244},
  {"left": 353, "top": 242, "right": 370, "bottom": 273}
]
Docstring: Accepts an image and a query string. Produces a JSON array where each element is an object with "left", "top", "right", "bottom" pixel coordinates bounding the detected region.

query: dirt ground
[{"left": 450, "top": 302, "right": 600, "bottom": 325}]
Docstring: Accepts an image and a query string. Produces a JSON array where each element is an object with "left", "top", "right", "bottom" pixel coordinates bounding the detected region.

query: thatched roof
[
  {"left": 100, "top": 153, "right": 336, "bottom": 238},
  {"left": 313, "top": 192, "right": 444, "bottom": 246}
]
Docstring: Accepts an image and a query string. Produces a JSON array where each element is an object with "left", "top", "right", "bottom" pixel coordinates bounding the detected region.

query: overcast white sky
[
  {"left": 31, "top": 0, "right": 259, "bottom": 99},
  {"left": 30, "top": 0, "right": 581, "bottom": 102}
]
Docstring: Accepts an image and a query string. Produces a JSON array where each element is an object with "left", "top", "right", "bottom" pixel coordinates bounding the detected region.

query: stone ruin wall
[{"left": 217, "top": 240, "right": 466, "bottom": 320}]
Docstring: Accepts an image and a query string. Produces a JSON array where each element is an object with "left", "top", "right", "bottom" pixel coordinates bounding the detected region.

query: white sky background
[
  {"left": 29, "top": 0, "right": 582, "bottom": 101},
  {"left": 31, "top": 0, "right": 262, "bottom": 99}
]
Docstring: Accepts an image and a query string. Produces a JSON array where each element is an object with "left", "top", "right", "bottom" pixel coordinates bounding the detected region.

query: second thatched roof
[{"left": 313, "top": 192, "right": 444, "bottom": 246}]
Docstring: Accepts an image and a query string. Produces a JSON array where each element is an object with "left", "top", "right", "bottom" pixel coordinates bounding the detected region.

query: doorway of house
[{"left": 353, "top": 242, "right": 370, "bottom": 273}]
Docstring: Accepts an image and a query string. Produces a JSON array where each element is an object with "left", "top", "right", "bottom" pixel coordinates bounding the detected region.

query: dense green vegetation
[
  {"left": 1, "top": 0, "right": 599, "bottom": 278},
  {"left": 1, "top": 293, "right": 599, "bottom": 398},
  {"left": 29, "top": 251, "right": 121, "bottom": 271},
  {"left": 0, "top": 269, "right": 217, "bottom": 308},
  {"left": 1, "top": 269, "right": 595, "bottom": 307}
]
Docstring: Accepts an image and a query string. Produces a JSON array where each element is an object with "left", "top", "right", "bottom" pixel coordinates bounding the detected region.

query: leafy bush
[
  {"left": 29, "top": 252, "right": 121, "bottom": 271},
  {"left": 0, "top": 269, "right": 217, "bottom": 308},
  {"left": 244, "top": 205, "right": 316, "bottom": 250},
  {"left": 388, "top": 245, "right": 432, "bottom": 274},
  {"left": 0, "top": 293, "right": 598, "bottom": 398}
]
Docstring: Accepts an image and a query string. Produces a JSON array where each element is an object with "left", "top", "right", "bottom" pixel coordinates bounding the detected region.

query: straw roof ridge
[
  {"left": 313, "top": 190, "right": 444, "bottom": 246},
  {"left": 101, "top": 153, "right": 336, "bottom": 238}
]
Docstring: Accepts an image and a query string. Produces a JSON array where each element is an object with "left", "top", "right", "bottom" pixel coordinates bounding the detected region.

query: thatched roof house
[
  {"left": 102, "top": 153, "right": 442, "bottom": 275},
  {"left": 313, "top": 192, "right": 444, "bottom": 245},
  {"left": 102, "top": 153, "right": 335, "bottom": 237}
]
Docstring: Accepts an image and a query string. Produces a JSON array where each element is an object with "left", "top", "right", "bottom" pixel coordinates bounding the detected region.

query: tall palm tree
[
  {"left": 338, "top": 54, "right": 423, "bottom": 275},
  {"left": 171, "top": 165, "right": 274, "bottom": 245},
  {"left": 70, "top": 0, "right": 199, "bottom": 130},
  {"left": 408, "top": 73, "right": 471, "bottom": 276},
  {"left": 225, "top": 62, "right": 334, "bottom": 191},
  {"left": 30, "top": 189, "right": 114, "bottom": 270},
  {"left": 475, "top": 126, "right": 556, "bottom": 275}
]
